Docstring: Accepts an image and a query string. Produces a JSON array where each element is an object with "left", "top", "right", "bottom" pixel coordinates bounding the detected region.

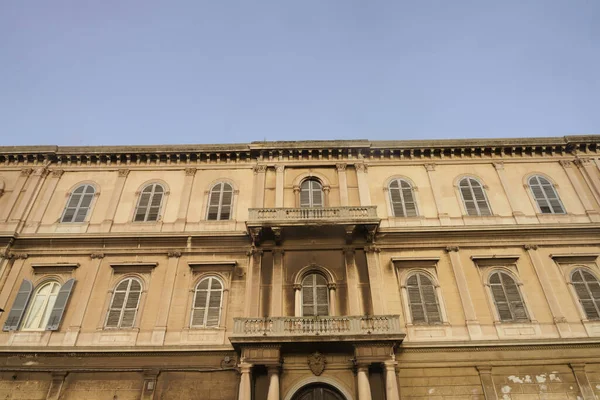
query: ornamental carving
[
  {"left": 90, "top": 253, "right": 105, "bottom": 259},
  {"left": 445, "top": 246, "right": 460, "bottom": 253},
  {"left": 20, "top": 168, "right": 33, "bottom": 177},
  {"left": 118, "top": 169, "right": 130, "bottom": 177},
  {"left": 336, "top": 163, "right": 347, "bottom": 172},
  {"left": 307, "top": 352, "right": 326, "bottom": 376},
  {"left": 253, "top": 165, "right": 267, "bottom": 174},
  {"left": 184, "top": 168, "right": 197, "bottom": 176}
]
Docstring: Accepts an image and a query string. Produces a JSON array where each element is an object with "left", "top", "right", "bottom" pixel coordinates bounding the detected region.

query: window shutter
[
  {"left": 420, "top": 277, "right": 441, "bottom": 323},
  {"left": 490, "top": 272, "right": 527, "bottom": 321},
  {"left": 300, "top": 181, "right": 311, "bottom": 207},
  {"left": 3, "top": 280, "right": 33, "bottom": 331},
  {"left": 460, "top": 178, "right": 490, "bottom": 216},
  {"left": 389, "top": 180, "right": 404, "bottom": 217},
  {"left": 316, "top": 286, "right": 329, "bottom": 316},
  {"left": 45, "top": 279, "right": 75, "bottom": 331},
  {"left": 302, "top": 277, "right": 315, "bottom": 316},
  {"left": 207, "top": 184, "right": 222, "bottom": 220},
  {"left": 220, "top": 184, "right": 233, "bottom": 220},
  {"left": 311, "top": 182, "right": 323, "bottom": 207},
  {"left": 529, "top": 176, "right": 565, "bottom": 214},
  {"left": 472, "top": 184, "right": 491, "bottom": 216},
  {"left": 407, "top": 275, "right": 425, "bottom": 323},
  {"left": 401, "top": 180, "right": 418, "bottom": 217},
  {"left": 459, "top": 180, "right": 478, "bottom": 216},
  {"left": 572, "top": 270, "right": 600, "bottom": 320},
  {"left": 503, "top": 276, "right": 527, "bottom": 320},
  {"left": 489, "top": 273, "right": 512, "bottom": 321},
  {"left": 134, "top": 184, "right": 164, "bottom": 222}
]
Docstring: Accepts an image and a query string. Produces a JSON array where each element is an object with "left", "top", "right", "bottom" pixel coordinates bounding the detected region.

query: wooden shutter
[
  {"left": 207, "top": 184, "right": 222, "bottom": 220},
  {"left": 407, "top": 273, "right": 441, "bottom": 324},
  {"left": 134, "top": 186, "right": 152, "bottom": 221},
  {"left": 311, "top": 181, "right": 323, "bottom": 207},
  {"left": 406, "top": 275, "right": 425, "bottom": 323},
  {"left": 529, "top": 176, "right": 565, "bottom": 214},
  {"left": 302, "top": 275, "right": 315, "bottom": 316},
  {"left": 490, "top": 272, "right": 528, "bottom": 321},
  {"left": 302, "top": 274, "right": 329, "bottom": 316},
  {"left": 389, "top": 179, "right": 418, "bottom": 217},
  {"left": 206, "top": 279, "right": 223, "bottom": 327},
  {"left": 300, "top": 180, "right": 311, "bottom": 207},
  {"left": 134, "top": 184, "right": 163, "bottom": 222},
  {"left": 120, "top": 279, "right": 142, "bottom": 328},
  {"left": 46, "top": 279, "right": 75, "bottom": 331},
  {"left": 106, "top": 278, "right": 141, "bottom": 328},
  {"left": 191, "top": 277, "right": 223, "bottom": 327},
  {"left": 146, "top": 185, "right": 163, "bottom": 222},
  {"left": 459, "top": 178, "right": 490, "bottom": 216},
  {"left": 192, "top": 280, "right": 209, "bottom": 326},
  {"left": 219, "top": 183, "right": 233, "bottom": 220},
  {"left": 572, "top": 269, "right": 600, "bottom": 320},
  {"left": 3, "top": 280, "right": 33, "bottom": 331}
]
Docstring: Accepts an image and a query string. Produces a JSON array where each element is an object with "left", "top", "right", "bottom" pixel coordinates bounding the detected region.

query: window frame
[
  {"left": 568, "top": 267, "right": 600, "bottom": 321},
  {"left": 21, "top": 280, "right": 61, "bottom": 331},
  {"left": 190, "top": 276, "right": 225, "bottom": 328},
  {"left": 527, "top": 175, "right": 566, "bottom": 215},
  {"left": 133, "top": 183, "right": 167, "bottom": 222},
  {"left": 104, "top": 277, "right": 144, "bottom": 329},
  {"left": 387, "top": 178, "right": 419, "bottom": 218},
  {"left": 206, "top": 182, "right": 234, "bottom": 221},
  {"left": 299, "top": 178, "right": 324, "bottom": 208},
  {"left": 486, "top": 270, "right": 530, "bottom": 323},
  {"left": 457, "top": 176, "right": 492, "bottom": 216},
  {"left": 301, "top": 272, "right": 330, "bottom": 317},
  {"left": 405, "top": 272, "right": 443, "bottom": 325},
  {"left": 60, "top": 183, "right": 97, "bottom": 223}
]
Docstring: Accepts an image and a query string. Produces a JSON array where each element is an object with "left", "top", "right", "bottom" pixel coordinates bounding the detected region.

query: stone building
[{"left": 0, "top": 136, "right": 599, "bottom": 400}]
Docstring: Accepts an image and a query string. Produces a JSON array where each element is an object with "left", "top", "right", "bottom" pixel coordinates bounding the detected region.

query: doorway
[{"left": 291, "top": 383, "right": 346, "bottom": 400}]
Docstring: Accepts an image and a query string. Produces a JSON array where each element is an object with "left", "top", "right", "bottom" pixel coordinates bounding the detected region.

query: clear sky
[{"left": 1, "top": 1, "right": 598, "bottom": 146}]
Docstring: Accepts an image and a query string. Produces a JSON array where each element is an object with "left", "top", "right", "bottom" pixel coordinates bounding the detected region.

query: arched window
[
  {"left": 191, "top": 277, "right": 223, "bottom": 327},
  {"left": 406, "top": 273, "right": 441, "bottom": 324},
  {"left": 61, "top": 184, "right": 95, "bottom": 223},
  {"left": 528, "top": 175, "right": 565, "bottom": 214},
  {"left": 300, "top": 179, "right": 323, "bottom": 208},
  {"left": 207, "top": 182, "right": 233, "bottom": 221},
  {"left": 302, "top": 273, "right": 329, "bottom": 316},
  {"left": 134, "top": 183, "right": 164, "bottom": 222},
  {"left": 571, "top": 268, "right": 600, "bottom": 320},
  {"left": 458, "top": 177, "right": 491, "bottom": 216},
  {"left": 105, "top": 278, "right": 142, "bottom": 328},
  {"left": 489, "top": 272, "right": 528, "bottom": 322},
  {"left": 22, "top": 281, "right": 60, "bottom": 330},
  {"left": 389, "top": 179, "right": 418, "bottom": 217}
]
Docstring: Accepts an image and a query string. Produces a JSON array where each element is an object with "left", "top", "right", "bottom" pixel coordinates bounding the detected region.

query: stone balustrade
[
  {"left": 231, "top": 315, "right": 403, "bottom": 342},
  {"left": 248, "top": 206, "right": 378, "bottom": 222}
]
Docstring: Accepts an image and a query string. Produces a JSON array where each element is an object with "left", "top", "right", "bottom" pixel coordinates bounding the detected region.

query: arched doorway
[{"left": 292, "top": 383, "right": 346, "bottom": 400}]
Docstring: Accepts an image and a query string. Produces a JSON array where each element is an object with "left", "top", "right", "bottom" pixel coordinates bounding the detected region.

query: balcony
[
  {"left": 248, "top": 206, "right": 378, "bottom": 225},
  {"left": 230, "top": 315, "right": 404, "bottom": 344}
]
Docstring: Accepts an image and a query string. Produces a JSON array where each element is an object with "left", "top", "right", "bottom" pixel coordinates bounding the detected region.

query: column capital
[
  {"left": 184, "top": 168, "right": 197, "bottom": 176},
  {"left": 20, "top": 168, "right": 34, "bottom": 177},
  {"left": 355, "top": 163, "right": 368, "bottom": 173},
  {"left": 272, "top": 247, "right": 284, "bottom": 255},
  {"left": 383, "top": 360, "right": 398, "bottom": 370},
  {"left": 445, "top": 246, "right": 460, "bottom": 253},
  {"left": 364, "top": 245, "right": 381, "bottom": 253},
  {"left": 336, "top": 163, "right": 347, "bottom": 172},
  {"left": 90, "top": 253, "right": 105, "bottom": 259},
  {"left": 492, "top": 162, "right": 504, "bottom": 170},
  {"left": 343, "top": 246, "right": 356, "bottom": 255},
  {"left": 574, "top": 158, "right": 592, "bottom": 167},
  {"left": 239, "top": 362, "right": 253, "bottom": 374},
  {"left": 476, "top": 365, "right": 493, "bottom": 374},
  {"left": 559, "top": 159, "right": 573, "bottom": 168},
  {"left": 8, "top": 252, "right": 28, "bottom": 260},
  {"left": 275, "top": 165, "right": 285, "bottom": 173},
  {"left": 327, "top": 283, "right": 337, "bottom": 290},
  {"left": 569, "top": 363, "right": 587, "bottom": 372},
  {"left": 355, "top": 362, "right": 370, "bottom": 372},
  {"left": 118, "top": 169, "right": 130, "bottom": 177},
  {"left": 253, "top": 165, "right": 268, "bottom": 174},
  {"left": 424, "top": 163, "right": 436, "bottom": 171},
  {"left": 167, "top": 251, "right": 182, "bottom": 258},
  {"left": 267, "top": 365, "right": 281, "bottom": 376},
  {"left": 293, "top": 283, "right": 302, "bottom": 291},
  {"left": 523, "top": 244, "right": 538, "bottom": 250}
]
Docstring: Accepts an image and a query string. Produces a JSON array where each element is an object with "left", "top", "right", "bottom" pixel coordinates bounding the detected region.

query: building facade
[{"left": 0, "top": 136, "right": 599, "bottom": 400}]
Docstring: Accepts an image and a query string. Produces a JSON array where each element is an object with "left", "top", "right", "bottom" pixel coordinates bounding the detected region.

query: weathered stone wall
[
  {"left": 491, "top": 365, "right": 581, "bottom": 400},
  {"left": 61, "top": 372, "right": 143, "bottom": 400},
  {"left": 398, "top": 367, "right": 484, "bottom": 399},
  {"left": 155, "top": 371, "right": 238, "bottom": 400},
  {"left": 0, "top": 372, "right": 51, "bottom": 400}
]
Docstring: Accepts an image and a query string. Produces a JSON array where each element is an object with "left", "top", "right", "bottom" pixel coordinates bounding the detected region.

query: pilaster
[
  {"left": 493, "top": 162, "right": 526, "bottom": 222},
  {"left": 25, "top": 170, "right": 63, "bottom": 233},
  {"left": 275, "top": 165, "right": 284, "bottom": 207},
  {"left": 364, "top": 245, "right": 385, "bottom": 315},
  {"left": 560, "top": 160, "right": 600, "bottom": 221},
  {"left": 174, "top": 168, "right": 196, "bottom": 229},
  {"left": 574, "top": 157, "right": 600, "bottom": 205},
  {"left": 270, "top": 249, "right": 284, "bottom": 317},
  {"left": 253, "top": 165, "right": 267, "bottom": 208},
  {"left": 476, "top": 366, "right": 498, "bottom": 400},
  {"left": 445, "top": 246, "right": 481, "bottom": 338},
  {"left": 570, "top": 364, "right": 596, "bottom": 400},
  {"left": 152, "top": 251, "right": 182, "bottom": 344},
  {"left": 424, "top": 164, "right": 450, "bottom": 225},
  {"left": 343, "top": 248, "right": 362, "bottom": 316},
  {"left": 101, "top": 169, "right": 130, "bottom": 231},
  {"left": 337, "top": 164, "right": 349, "bottom": 206},
  {"left": 0, "top": 168, "right": 33, "bottom": 222},
  {"left": 355, "top": 164, "right": 371, "bottom": 206}
]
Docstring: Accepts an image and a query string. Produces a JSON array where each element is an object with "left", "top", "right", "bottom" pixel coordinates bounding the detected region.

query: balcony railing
[
  {"left": 248, "top": 206, "right": 378, "bottom": 222},
  {"left": 231, "top": 315, "right": 403, "bottom": 342}
]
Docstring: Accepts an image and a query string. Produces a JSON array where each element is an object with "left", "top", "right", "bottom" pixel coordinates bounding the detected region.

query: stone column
[
  {"left": 364, "top": 245, "right": 385, "bottom": 315},
  {"left": 0, "top": 168, "right": 33, "bottom": 222},
  {"left": 267, "top": 366, "right": 280, "bottom": 400},
  {"left": 384, "top": 361, "right": 400, "bottom": 400},
  {"left": 337, "top": 164, "right": 349, "bottom": 206},
  {"left": 524, "top": 245, "right": 570, "bottom": 337},
  {"left": 245, "top": 249, "right": 263, "bottom": 317},
  {"left": 238, "top": 362, "right": 253, "bottom": 400},
  {"left": 101, "top": 169, "right": 130, "bottom": 231},
  {"left": 46, "top": 372, "right": 67, "bottom": 400},
  {"left": 293, "top": 284, "right": 302, "bottom": 317},
  {"left": 63, "top": 253, "right": 105, "bottom": 346},
  {"left": 344, "top": 248, "right": 362, "bottom": 316},
  {"left": 253, "top": 165, "right": 267, "bottom": 208},
  {"left": 575, "top": 158, "right": 600, "bottom": 205},
  {"left": 561, "top": 160, "right": 600, "bottom": 221},
  {"left": 174, "top": 168, "right": 196, "bottom": 229},
  {"left": 11, "top": 167, "right": 48, "bottom": 230},
  {"left": 446, "top": 246, "right": 481, "bottom": 338},
  {"left": 0, "top": 253, "right": 27, "bottom": 306},
  {"left": 152, "top": 252, "right": 181, "bottom": 344},
  {"left": 424, "top": 164, "right": 450, "bottom": 225},
  {"left": 476, "top": 366, "right": 498, "bottom": 400},
  {"left": 26, "top": 170, "right": 63, "bottom": 232},
  {"left": 275, "top": 166, "right": 284, "bottom": 207},
  {"left": 355, "top": 164, "right": 371, "bottom": 206},
  {"left": 270, "top": 249, "right": 284, "bottom": 317},
  {"left": 493, "top": 162, "right": 525, "bottom": 222},
  {"left": 570, "top": 364, "right": 595, "bottom": 400},
  {"left": 328, "top": 283, "right": 337, "bottom": 316},
  {"left": 356, "top": 364, "right": 372, "bottom": 400}
]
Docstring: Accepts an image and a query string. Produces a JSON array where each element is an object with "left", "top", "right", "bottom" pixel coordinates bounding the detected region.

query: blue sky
[{"left": 1, "top": 1, "right": 598, "bottom": 146}]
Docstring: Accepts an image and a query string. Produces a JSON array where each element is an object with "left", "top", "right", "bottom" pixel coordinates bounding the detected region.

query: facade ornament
[
  {"left": 272, "top": 247, "right": 284, "bottom": 255},
  {"left": 34, "top": 167, "right": 49, "bottom": 177},
  {"left": 275, "top": 165, "right": 285, "bottom": 173},
  {"left": 307, "top": 352, "right": 326, "bottom": 376},
  {"left": 364, "top": 245, "right": 381, "bottom": 253},
  {"left": 249, "top": 227, "right": 262, "bottom": 246},
  {"left": 492, "top": 162, "right": 504, "bottom": 170},
  {"left": 523, "top": 244, "right": 538, "bottom": 251},
  {"left": 335, "top": 163, "right": 347, "bottom": 172},
  {"left": 118, "top": 169, "right": 130, "bottom": 177},
  {"left": 292, "top": 284, "right": 302, "bottom": 291},
  {"left": 8, "top": 253, "right": 28, "bottom": 260},
  {"left": 184, "top": 168, "right": 197, "bottom": 176},
  {"left": 90, "top": 253, "right": 105, "bottom": 259},
  {"left": 272, "top": 227, "right": 283, "bottom": 244},
  {"left": 167, "top": 251, "right": 182, "bottom": 258},
  {"left": 51, "top": 170, "right": 64, "bottom": 178},
  {"left": 573, "top": 158, "right": 592, "bottom": 167},
  {"left": 20, "top": 168, "right": 34, "bottom": 177},
  {"left": 327, "top": 283, "right": 337, "bottom": 291},
  {"left": 445, "top": 246, "right": 460, "bottom": 253},
  {"left": 424, "top": 163, "right": 436, "bottom": 172}
]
